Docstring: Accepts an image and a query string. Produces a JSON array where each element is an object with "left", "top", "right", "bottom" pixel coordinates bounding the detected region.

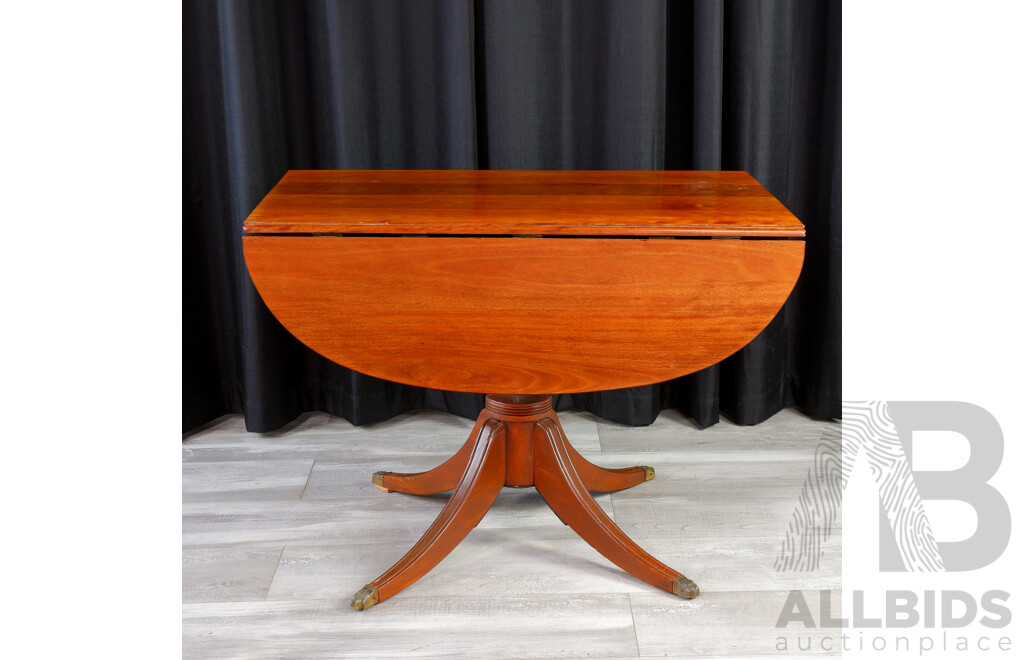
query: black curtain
[{"left": 183, "top": 0, "right": 840, "bottom": 434}]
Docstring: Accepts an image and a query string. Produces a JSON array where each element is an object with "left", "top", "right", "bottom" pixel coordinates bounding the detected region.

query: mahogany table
[{"left": 242, "top": 170, "right": 804, "bottom": 610}]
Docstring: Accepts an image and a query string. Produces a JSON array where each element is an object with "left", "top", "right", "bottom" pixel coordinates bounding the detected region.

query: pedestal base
[{"left": 351, "top": 394, "right": 698, "bottom": 609}]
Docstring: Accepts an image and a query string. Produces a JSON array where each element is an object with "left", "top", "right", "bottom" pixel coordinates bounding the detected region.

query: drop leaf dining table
[{"left": 242, "top": 170, "right": 804, "bottom": 610}]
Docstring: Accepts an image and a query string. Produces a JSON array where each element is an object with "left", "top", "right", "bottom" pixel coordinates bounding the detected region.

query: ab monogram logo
[{"left": 775, "top": 401, "right": 1010, "bottom": 572}]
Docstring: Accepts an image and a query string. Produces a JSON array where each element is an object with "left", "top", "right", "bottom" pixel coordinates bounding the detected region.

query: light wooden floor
[{"left": 183, "top": 407, "right": 841, "bottom": 659}]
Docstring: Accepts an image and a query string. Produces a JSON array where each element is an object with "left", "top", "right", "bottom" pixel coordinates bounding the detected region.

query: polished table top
[
  {"left": 243, "top": 170, "right": 804, "bottom": 394},
  {"left": 243, "top": 169, "right": 805, "bottom": 237}
]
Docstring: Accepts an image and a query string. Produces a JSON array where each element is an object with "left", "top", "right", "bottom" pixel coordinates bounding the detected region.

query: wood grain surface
[
  {"left": 363, "top": 419, "right": 507, "bottom": 606},
  {"left": 243, "top": 236, "right": 804, "bottom": 394},
  {"left": 242, "top": 170, "right": 805, "bottom": 237},
  {"left": 533, "top": 417, "right": 693, "bottom": 598}
]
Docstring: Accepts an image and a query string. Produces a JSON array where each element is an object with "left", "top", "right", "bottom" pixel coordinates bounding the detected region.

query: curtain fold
[{"left": 183, "top": 0, "right": 841, "bottom": 434}]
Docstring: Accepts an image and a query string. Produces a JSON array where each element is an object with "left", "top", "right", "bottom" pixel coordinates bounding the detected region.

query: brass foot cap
[
  {"left": 672, "top": 576, "right": 700, "bottom": 599},
  {"left": 350, "top": 585, "right": 380, "bottom": 610},
  {"left": 371, "top": 471, "right": 392, "bottom": 492},
  {"left": 641, "top": 466, "right": 655, "bottom": 481}
]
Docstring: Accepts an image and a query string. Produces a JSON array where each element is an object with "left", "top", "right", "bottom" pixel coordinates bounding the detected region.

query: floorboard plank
[
  {"left": 183, "top": 594, "right": 639, "bottom": 659},
  {"left": 182, "top": 459, "right": 313, "bottom": 502},
  {"left": 183, "top": 547, "right": 284, "bottom": 602}
]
